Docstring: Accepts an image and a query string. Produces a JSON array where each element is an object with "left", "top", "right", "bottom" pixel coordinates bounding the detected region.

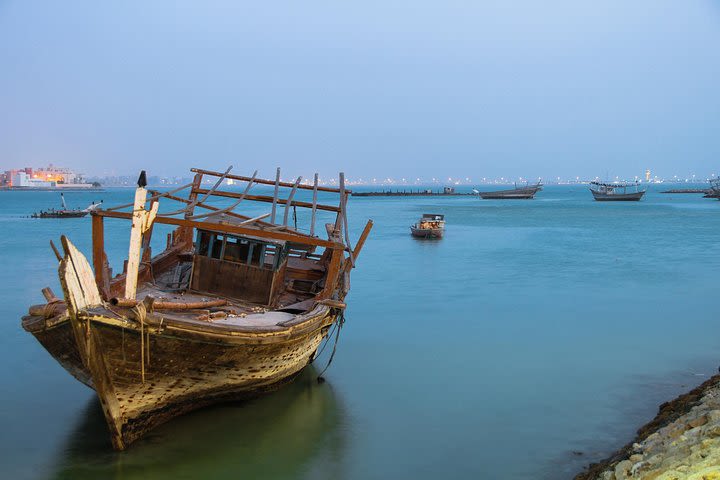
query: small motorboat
[{"left": 410, "top": 214, "right": 445, "bottom": 239}]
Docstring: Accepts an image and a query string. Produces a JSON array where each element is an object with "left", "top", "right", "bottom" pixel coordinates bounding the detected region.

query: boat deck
[{"left": 119, "top": 278, "right": 318, "bottom": 329}]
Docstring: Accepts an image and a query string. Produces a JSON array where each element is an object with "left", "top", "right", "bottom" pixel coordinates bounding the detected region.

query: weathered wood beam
[
  {"left": 124, "top": 183, "right": 148, "bottom": 299},
  {"left": 338, "top": 172, "right": 353, "bottom": 266},
  {"left": 319, "top": 247, "right": 343, "bottom": 299},
  {"left": 95, "top": 210, "right": 343, "bottom": 249},
  {"left": 159, "top": 192, "right": 317, "bottom": 239},
  {"left": 184, "top": 173, "right": 203, "bottom": 218},
  {"left": 105, "top": 182, "right": 193, "bottom": 211},
  {"left": 283, "top": 176, "right": 302, "bottom": 226},
  {"left": 193, "top": 187, "right": 341, "bottom": 213},
  {"left": 352, "top": 219, "right": 374, "bottom": 263},
  {"left": 92, "top": 214, "right": 110, "bottom": 299},
  {"left": 310, "top": 173, "right": 318, "bottom": 236},
  {"left": 191, "top": 167, "right": 351, "bottom": 194},
  {"left": 271, "top": 167, "right": 280, "bottom": 224},
  {"left": 187, "top": 170, "right": 257, "bottom": 221}
]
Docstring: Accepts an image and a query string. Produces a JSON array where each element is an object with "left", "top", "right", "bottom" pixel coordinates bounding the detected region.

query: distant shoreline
[{"left": 0, "top": 187, "right": 104, "bottom": 192}]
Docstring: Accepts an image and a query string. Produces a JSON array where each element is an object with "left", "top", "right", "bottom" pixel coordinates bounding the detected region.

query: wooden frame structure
[
  {"left": 22, "top": 166, "right": 373, "bottom": 450},
  {"left": 92, "top": 167, "right": 371, "bottom": 301}
]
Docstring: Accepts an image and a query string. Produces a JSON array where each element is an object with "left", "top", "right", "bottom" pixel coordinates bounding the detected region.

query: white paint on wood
[
  {"left": 124, "top": 187, "right": 159, "bottom": 300},
  {"left": 59, "top": 236, "right": 103, "bottom": 316}
]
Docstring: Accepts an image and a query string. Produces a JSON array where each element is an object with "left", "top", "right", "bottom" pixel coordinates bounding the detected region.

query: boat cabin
[
  {"left": 418, "top": 214, "right": 445, "bottom": 228},
  {"left": 190, "top": 229, "right": 289, "bottom": 306}
]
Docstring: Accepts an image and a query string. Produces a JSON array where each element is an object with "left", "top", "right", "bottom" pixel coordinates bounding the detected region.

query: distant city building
[{"left": 2, "top": 164, "right": 95, "bottom": 189}]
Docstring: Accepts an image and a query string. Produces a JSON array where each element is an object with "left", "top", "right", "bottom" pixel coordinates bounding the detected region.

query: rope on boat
[
  {"left": 314, "top": 322, "right": 338, "bottom": 360},
  {"left": 316, "top": 310, "right": 345, "bottom": 383},
  {"left": 132, "top": 302, "right": 148, "bottom": 383}
]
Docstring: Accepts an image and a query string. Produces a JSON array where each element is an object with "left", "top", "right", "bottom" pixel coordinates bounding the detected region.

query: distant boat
[
  {"left": 410, "top": 214, "right": 445, "bottom": 239},
  {"left": 589, "top": 181, "right": 646, "bottom": 201},
  {"left": 31, "top": 193, "right": 102, "bottom": 218},
  {"left": 474, "top": 182, "right": 542, "bottom": 199},
  {"left": 706, "top": 178, "right": 720, "bottom": 199}
]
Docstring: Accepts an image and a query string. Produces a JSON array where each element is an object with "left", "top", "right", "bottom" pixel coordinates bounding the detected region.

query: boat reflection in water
[{"left": 48, "top": 368, "right": 345, "bottom": 480}]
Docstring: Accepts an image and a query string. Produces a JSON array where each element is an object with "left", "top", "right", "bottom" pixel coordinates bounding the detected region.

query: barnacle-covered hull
[{"left": 23, "top": 304, "right": 336, "bottom": 449}]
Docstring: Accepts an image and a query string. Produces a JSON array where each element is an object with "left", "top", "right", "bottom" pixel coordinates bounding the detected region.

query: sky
[{"left": 1, "top": 1, "right": 719, "bottom": 182}]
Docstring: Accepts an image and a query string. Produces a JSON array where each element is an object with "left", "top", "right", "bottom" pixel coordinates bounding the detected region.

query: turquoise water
[{"left": 1, "top": 185, "right": 719, "bottom": 479}]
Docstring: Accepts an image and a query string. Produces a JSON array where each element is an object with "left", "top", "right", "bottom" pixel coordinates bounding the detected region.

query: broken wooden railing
[{"left": 89, "top": 166, "right": 372, "bottom": 303}]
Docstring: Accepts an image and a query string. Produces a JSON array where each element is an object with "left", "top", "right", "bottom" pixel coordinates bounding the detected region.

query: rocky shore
[{"left": 575, "top": 375, "right": 720, "bottom": 479}]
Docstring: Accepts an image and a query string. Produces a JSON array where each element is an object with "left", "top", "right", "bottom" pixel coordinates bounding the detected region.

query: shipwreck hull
[
  {"left": 21, "top": 167, "right": 373, "bottom": 451},
  {"left": 22, "top": 314, "right": 94, "bottom": 388},
  {"left": 23, "top": 306, "right": 336, "bottom": 450}
]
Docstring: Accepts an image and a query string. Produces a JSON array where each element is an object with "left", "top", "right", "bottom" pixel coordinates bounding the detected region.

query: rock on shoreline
[{"left": 575, "top": 375, "right": 720, "bottom": 480}]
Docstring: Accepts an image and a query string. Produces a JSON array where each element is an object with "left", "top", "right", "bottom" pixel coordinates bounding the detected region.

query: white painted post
[{"left": 124, "top": 171, "right": 159, "bottom": 300}]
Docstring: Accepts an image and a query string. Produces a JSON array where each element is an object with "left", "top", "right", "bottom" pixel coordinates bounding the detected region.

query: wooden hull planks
[
  {"left": 20, "top": 168, "right": 372, "bottom": 450},
  {"left": 591, "top": 190, "right": 645, "bottom": 201},
  {"left": 22, "top": 306, "right": 337, "bottom": 450},
  {"left": 477, "top": 184, "right": 542, "bottom": 199}
]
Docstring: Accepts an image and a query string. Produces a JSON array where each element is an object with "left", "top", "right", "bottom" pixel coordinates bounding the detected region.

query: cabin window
[
  {"left": 223, "top": 236, "right": 243, "bottom": 263},
  {"left": 195, "top": 230, "right": 285, "bottom": 271},
  {"left": 210, "top": 235, "right": 224, "bottom": 259},
  {"left": 197, "top": 231, "right": 212, "bottom": 256}
]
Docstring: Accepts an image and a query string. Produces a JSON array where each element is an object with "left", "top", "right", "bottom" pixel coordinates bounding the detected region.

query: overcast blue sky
[{"left": 1, "top": 1, "right": 719, "bottom": 181}]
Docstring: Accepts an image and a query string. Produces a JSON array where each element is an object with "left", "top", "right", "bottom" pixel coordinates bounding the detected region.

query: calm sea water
[{"left": 1, "top": 184, "right": 719, "bottom": 479}]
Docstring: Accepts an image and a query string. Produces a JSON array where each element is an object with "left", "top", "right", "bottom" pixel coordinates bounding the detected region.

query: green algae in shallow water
[{"left": 49, "top": 369, "right": 344, "bottom": 480}]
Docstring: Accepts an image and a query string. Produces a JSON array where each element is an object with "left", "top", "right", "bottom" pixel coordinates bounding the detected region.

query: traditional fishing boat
[
  {"left": 410, "top": 213, "right": 445, "bottom": 239},
  {"left": 21, "top": 167, "right": 372, "bottom": 450},
  {"left": 474, "top": 182, "right": 542, "bottom": 199},
  {"left": 31, "top": 193, "right": 102, "bottom": 218},
  {"left": 589, "top": 181, "right": 646, "bottom": 201}
]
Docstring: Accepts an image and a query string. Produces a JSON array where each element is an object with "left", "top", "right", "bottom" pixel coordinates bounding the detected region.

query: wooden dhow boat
[
  {"left": 474, "top": 182, "right": 543, "bottom": 199},
  {"left": 410, "top": 213, "right": 445, "bottom": 239},
  {"left": 31, "top": 193, "right": 102, "bottom": 218},
  {"left": 21, "top": 167, "right": 372, "bottom": 450},
  {"left": 589, "top": 181, "right": 646, "bottom": 201}
]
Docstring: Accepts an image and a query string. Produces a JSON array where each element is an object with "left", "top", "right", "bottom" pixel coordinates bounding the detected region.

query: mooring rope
[
  {"left": 314, "top": 322, "right": 339, "bottom": 360},
  {"left": 316, "top": 310, "right": 345, "bottom": 383},
  {"left": 132, "top": 302, "right": 147, "bottom": 383}
]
